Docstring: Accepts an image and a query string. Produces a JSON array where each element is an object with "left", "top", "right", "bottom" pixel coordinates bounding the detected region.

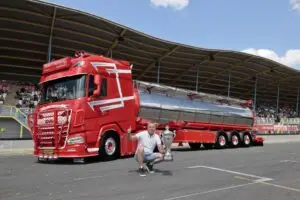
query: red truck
[{"left": 28, "top": 52, "right": 263, "bottom": 162}]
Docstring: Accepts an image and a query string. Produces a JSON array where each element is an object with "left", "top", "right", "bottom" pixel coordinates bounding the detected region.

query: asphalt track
[{"left": 1, "top": 143, "right": 300, "bottom": 200}]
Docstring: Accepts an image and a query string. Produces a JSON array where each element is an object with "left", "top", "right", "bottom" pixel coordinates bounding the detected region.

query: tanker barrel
[{"left": 135, "top": 81, "right": 253, "bottom": 126}]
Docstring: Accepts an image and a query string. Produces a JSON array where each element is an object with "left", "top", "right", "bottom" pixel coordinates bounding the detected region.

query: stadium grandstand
[{"left": 1, "top": 0, "right": 300, "bottom": 138}]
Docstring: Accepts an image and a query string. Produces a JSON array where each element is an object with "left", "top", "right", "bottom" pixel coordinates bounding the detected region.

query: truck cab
[{"left": 28, "top": 52, "right": 139, "bottom": 161}]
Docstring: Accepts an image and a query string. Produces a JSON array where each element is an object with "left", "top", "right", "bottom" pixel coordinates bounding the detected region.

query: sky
[{"left": 43, "top": 0, "right": 300, "bottom": 69}]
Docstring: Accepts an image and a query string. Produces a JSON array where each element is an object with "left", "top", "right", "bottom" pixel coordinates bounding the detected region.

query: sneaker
[
  {"left": 146, "top": 162, "right": 154, "bottom": 173},
  {"left": 138, "top": 167, "right": 146, "bottom": 177}
]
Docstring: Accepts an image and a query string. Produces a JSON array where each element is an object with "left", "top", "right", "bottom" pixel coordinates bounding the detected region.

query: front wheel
[{"left": 99, "top": 133, "right": 120, "bottom": 161}]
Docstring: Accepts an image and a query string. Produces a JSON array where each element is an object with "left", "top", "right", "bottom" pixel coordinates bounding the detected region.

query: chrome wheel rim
[
  {"left": 105, "top": 138, "right": 116, "bottom": 155},
  {"left": 232, "top": 135, "right": 239, "bottom": 146},
  {"left": 219, "top": 135, "right": 226, "bottom": 146}
]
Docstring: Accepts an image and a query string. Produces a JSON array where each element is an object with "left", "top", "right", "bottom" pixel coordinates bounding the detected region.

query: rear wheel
[
  {"left": 189, "top": 143, "right": 201, "bottom": 150},
  {"left": 242, "top": 133, "right": 252, "bottom": 147},
  {"left": 230, "top": 133, "right": 240, "bottom": 148},
  {"left": 99, "top": 132, "right": 120, "bottom": 161},
  {"left": 215, "top": 132, "right": 228, "bottom": 149}
]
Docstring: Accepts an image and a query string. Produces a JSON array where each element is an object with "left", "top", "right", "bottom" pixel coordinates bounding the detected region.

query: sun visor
[{"left": 42, "top": 57, "right": 72, "bottom": 75}]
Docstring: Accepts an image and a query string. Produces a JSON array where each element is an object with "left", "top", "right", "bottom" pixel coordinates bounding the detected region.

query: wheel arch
[
  {"left": 216, "top": 130, "right": 229, "bottom": 141},
  {"left": 231, "top": 130, "right": 241, "bottom": 140},
  {"left": 96, "top": 123, "right": 123, "bottom": 147}
]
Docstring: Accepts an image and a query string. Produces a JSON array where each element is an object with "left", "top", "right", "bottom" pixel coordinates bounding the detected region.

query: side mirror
[{"left": 93, "top": 74, "right": 101, "bottom": 97}]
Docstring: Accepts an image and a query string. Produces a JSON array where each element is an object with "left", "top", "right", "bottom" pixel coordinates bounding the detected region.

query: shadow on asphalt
[
  {"left": 35, "top": 154, "right": 135, "bottom": 165},
  {"left": 129, "top": 169, "right": 173, "bottom": 176},
  {"left": 34, "top": 145, "right": 264, "bottom": 165}
]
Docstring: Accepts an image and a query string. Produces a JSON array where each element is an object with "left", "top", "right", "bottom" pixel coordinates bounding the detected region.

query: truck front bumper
[{"left": 34, "top": 144, "right": 99, "bottom": 159}]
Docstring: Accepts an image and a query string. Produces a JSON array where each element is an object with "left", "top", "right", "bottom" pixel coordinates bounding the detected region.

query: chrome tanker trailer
[{"left": 134, "top": 81, "right": 263, "bottom": 149}]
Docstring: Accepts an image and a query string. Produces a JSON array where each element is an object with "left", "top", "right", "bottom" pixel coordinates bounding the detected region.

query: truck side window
[
  {"left": 88, "top": 76, "right": 107, "bottom": 97},
  {"left": 100, "top": 78, "right": 107, "bottom": 97},
  {"left": 88, "top": 75, "right": 95, "bottom": 97}
]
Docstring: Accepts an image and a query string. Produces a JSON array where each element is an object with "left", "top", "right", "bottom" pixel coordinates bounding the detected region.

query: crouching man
[{"left": 127, "top": 123, "right": 164, "bottom": 176}]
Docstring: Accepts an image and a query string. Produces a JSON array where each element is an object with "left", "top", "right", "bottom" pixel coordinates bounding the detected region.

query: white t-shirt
[{"left": 135, "top": 130, "right": 161, "bottom": 153}]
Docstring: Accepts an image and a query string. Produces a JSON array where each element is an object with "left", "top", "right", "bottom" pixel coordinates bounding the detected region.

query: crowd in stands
[
  {"left": 0, "top": 83, "right": 8, "bottom": 105},
  {"left": 254, "top": 103, "right": 299, "bottom": 125},
  {"left": 0, "top": 80, "right": 42, "bottom": 115},
  {"left": 15, "top": 85, "right": 41, "bottom": 114},
  {"left": 256, "top": 103, "right": 298, "bottom": 118}
]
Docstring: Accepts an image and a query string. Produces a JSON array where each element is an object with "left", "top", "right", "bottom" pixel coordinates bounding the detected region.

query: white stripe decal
[
  {"left": 100, "top": 104, "right": 124, "bottom": 112},
  {"left": 89, "top": 96, "right": 134, "bottom": 106},
  {"left": 106, "top": 69, "right": 131, "bottom": 74},
  {"left": 90, "top": 62, "right": 132, "bottom": 112}
]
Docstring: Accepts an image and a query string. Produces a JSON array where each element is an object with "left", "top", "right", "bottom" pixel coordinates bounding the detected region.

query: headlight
[{"left": 67, "top": 136, "right": 84, "bottom": 145}]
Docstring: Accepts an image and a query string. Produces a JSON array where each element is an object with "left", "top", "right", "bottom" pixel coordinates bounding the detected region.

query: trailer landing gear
[{"left": 189, "top": 143, "right": 201, "bottom": 150}]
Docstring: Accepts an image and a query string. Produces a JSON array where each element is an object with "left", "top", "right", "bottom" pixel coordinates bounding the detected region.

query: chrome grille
[{"left": 34, "top": 109, "right": 71, "bottom": 148}]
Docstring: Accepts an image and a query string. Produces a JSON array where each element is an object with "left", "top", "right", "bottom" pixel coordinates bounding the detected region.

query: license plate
[{"left": 43, "top": 149, "right": 54, "bottom": 154}]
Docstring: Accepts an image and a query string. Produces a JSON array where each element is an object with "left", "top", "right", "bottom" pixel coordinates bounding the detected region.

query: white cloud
[
  {"left": 291, "top": 0, "right": 300, "bottom": 11},
  {"left": 150, "top": 0, "right": 189, "bottom": 10},
  {"left": 242, "top": 48, "right": 300, "bottom": 69}
]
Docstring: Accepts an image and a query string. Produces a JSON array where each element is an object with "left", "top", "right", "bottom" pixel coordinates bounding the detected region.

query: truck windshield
[{"left": 41, "top": 74, "right": 86, "bottom": 104}]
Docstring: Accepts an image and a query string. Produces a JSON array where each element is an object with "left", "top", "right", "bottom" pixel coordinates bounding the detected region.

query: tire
[
  {"left": 215, "top": 132, "right": 228, "bottom": 149},
  {"left": 230, "top": 133, "right": 240, "bottom": 148},
  {"left": 242, "top": 133, "right": 252, "bottom": 147},
  {"left": 189, "top": 143, "right": 201, "bottom": 150},
  {"left": 37, "top": 157, "right": 45, "bottom": 163},
  {"left": 99, "top": 132, "right": 120, "bottom": 161}
]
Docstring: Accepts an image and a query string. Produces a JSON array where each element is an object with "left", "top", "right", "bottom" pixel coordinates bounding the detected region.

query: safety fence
[{"left": 0, "top": 105, "right": 31, "bottom": 139}]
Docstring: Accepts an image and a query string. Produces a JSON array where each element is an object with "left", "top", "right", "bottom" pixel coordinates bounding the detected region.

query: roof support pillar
[
  {"left": 105, "top": 29, "right": 126, "bottom": 57},
  {"left": 276, "top": 85, "right": 280, "bottom": 114},
  {"left": 137, "top": 46, "right": 179, "bottom": 80},
  {"left": 47, "top": 7, "right": 57, "bottom": 63},
  {"left": 297, "top": 88, "right": 299, "bottom": 116},
  {"left": 195, "top": 66, "right": 199, "bottom": 92},
  {"left": 157, "top": 61, "right": 160, "bottom": 84},
  {"left": 253, "top": 76, "right": 257, "bottom": 112},
  {"left": 227, "top": 71, "right": 231, "bottom": 97}
]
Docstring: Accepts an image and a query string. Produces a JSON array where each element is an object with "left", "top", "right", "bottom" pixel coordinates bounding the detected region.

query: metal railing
[{"left": 0, "top": 105, "right": 29, "bottom": 130}]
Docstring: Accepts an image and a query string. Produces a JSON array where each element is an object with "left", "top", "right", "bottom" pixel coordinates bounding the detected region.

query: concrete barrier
[
  {"left": 0, "top": 140, "right": 33, "bottom": 155},
  {"left": 261, "top": 135, "right": 300, "bottom": 144}
]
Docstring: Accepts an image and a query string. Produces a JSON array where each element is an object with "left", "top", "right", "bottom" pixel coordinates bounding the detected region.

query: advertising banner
[{"left": 253, "top": 124, "right": 300, "bottom": 134}]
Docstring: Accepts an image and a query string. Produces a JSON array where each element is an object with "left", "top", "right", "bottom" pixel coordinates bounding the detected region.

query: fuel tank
[{"left": 135, "top": 81, "right": 253, "bottom": 127}]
